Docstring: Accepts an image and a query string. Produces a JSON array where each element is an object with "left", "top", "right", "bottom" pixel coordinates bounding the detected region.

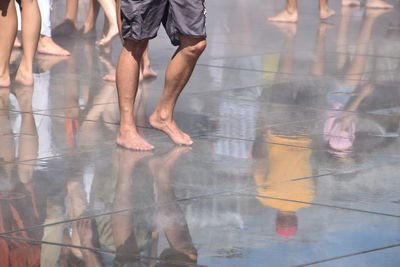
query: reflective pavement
[{"left": 1, "top": 0, "right": 400, "bottom": 266}]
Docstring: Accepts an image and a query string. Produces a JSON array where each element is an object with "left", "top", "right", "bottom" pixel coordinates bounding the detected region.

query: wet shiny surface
[{"left": 1, "top": 0, "right": 400, "bottom": 266}]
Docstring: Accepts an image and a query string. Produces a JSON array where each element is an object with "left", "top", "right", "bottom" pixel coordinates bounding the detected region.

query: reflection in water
[
  {"left": 57, "top": 147, "right": 197, "bottom": 266},
  {"left": 0, "top": 85, "right": 43, "bottom": 266}
]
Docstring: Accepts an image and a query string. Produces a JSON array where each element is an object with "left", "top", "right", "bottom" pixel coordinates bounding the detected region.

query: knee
[
  {"left": 182, "top": 39, "right": 207, "bottom": 58},
  {"left": 124, "top": 40, "right": 148, "bottom": 57}
]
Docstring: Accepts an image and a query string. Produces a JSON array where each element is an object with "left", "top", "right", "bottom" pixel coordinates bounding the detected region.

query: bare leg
[
  {"left": 96, "top": 0, "right": 119, "bottom": 46},
  {"left": 141, "top": 46, "right": 157, "bottom": 79},
  {"left": 16, "top": 0, "right": 41, "bottom": 86},
  {"left": 268, "top": 0, "right": 298, "bottom": 23},
  {"left": 52, "top": 0, "right": 78, "bottom": 36},
  {"left": 116, "top": 39, "right": 154, "bottom": 150},
  {"left": 0, "top": 0, "right": 18, "bottom": 87},
  {"left": 366, "top": 0, "right": 393, "bottom": 9},
  {"left": 319, "top": 0, "right": 336, "bottom": 19},
  {"left": 149, "top": 36, "right": 206, "bottom": 146},
  {"left": 81, "top": 0, "right": 100, "bottom": 34}
]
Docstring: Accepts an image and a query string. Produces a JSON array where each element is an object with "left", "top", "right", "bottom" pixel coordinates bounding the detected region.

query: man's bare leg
[
  {"left": 149, "top": 36, "right": 206, "bottom": 146},
  {"left": 16, "top": 0, "right": 41, "bottom": 86},
  {"left": 366, "top": 0, "right": 393, "bottom": 9},
  {"left": 268, "top": 0, "right": 298, "bottom": 23},
  {"left": 320, "top": 0, "right": 336, "bottom": 19},
  {"left": 0, "top": 0, "right": 18, "bottom": 87},
  {"left": 116, "top": 39, "right": 154, "bottom": 150}
]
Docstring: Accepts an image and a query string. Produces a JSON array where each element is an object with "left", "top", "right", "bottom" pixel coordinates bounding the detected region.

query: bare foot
[
  {"left": 14, "top": 37, "right": 22, "bottom": 48},
  {"left": 365, "top": 6, "right": 391, "bottom": 18},
  {"left": 15, "top": 66, "right": 33, "bottom": 86},
  {"left": 116, "top": 128, "right": 154, "bottom": 151},
  {"left": 148, "top": 146, "right": 191, "bottom": 179},
  {"left": 96, "top": 26, "right": 119, "bottom": 47},
  {"left": 0, "top": 72, "right": 11, "bottom": 87},
  {"left": 268, "top": 9, "right": 298, "bottom": 23},
  {"left": 142, "top": 66, "right": 158, "bottom": 80},
  {"left": 320, "top": 7, "right": 336, "bottom": 19},
  {"left": 271, "top": 22, "right": 297, "bottom": 38},
  {"left": 37, "top": 36, "right": 71, "bottom": 56},
  {"left": 366, "top": 0, "right": 393, "bottom": 9},
  {"left": 149, "top": 111, "right": 193, "bottom": 146},
  {"left": 102, "top": 74, "right": 116, "bottom": 82},
  {"left": 37, "top": 54, "right": 68, "bottom": 72},
  {"left": 342, "top": 0, "right": 361, "bottom": 6}
]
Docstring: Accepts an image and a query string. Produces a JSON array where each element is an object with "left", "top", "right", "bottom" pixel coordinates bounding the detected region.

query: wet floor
[{"left": 1, "top": 0, "right": 400, "bottom": 266}]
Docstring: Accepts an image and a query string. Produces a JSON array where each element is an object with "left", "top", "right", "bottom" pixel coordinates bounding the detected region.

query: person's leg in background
[{"left": 0, "top": 0, "right": 18, "bottom": 87}]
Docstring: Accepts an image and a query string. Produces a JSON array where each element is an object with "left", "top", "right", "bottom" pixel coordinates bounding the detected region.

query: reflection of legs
[
  {"left": 112, "top": 149, "right": 151, "bottom": 248},
  {"left": 16, "top": 0, "right": 41, "bottom": 86},
  {"left": 319, "top": 0, "right": 335, "bottom": 19},
  {"left": 149, "top": 36, "right": 206, "bottom": 146},
  {"left": 96, "top": 0, "right": 118, "bottom": 46},
  {"left": 116, "top": 40, "right": 154, "bottom": 150},
  {"left": 366, "top": 0, "right": 393, "bottom": 9},
  {"left": 149, "top": 147, "right": 197, "bottom": 261},
  {"left": 268, "top": 0, "right": 298, "bottom": 23},
  {"left": 274, "top": 24, "right": 297, "bottom": 82},
  {"left": 0, "top": 0, "right": 18, "bottom": 87},
  {"left": 0, "top": 89, "right": 15, "bottom": 171},
  {"left": 311, "top": 23, "right": 332, "bottom": 76},
  {"left": 16, "top": 86, "right": 38, "bottom": 183},
  {"left": 336, "top": 7, "right": 354, "bottom": 70},
  {"left": 344, "top": 9, "right": 387, "bottom": 87},
  {"left": 342, "top": 0, "right": 361, "bottom": 6}
]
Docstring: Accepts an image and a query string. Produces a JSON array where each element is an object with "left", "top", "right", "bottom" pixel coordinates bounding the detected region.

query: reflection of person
[
  {"left": 0, "top": 86, "right": 43, "bottom": 265},
  {"left": 323, "top": 8, "right": 387, "bottom": 153},
  {"left": 342, "top": 0, "right": 393, "bottom": 8},
  {"left": 0, "top": 0, "right": 41, "bottom": 86},
  {"left": 115, "top": 0, "right": 207, "bottom": 150},
  {"left": 111, "top": 147, "right": 197, "bottom": 266},
  {"left": 268, "top": 0, "right": 335, "bottom": 23},
  {"left": 253, "top": 133, "right": 315, "bottom": 238}
]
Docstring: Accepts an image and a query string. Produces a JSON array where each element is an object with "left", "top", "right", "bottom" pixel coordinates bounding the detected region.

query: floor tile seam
[
  {"left": 196, "top": 63, "right": 391, "bottom": 80},
  {"left": 240, "top": 193, "right": 400, "bottom": 218},
  {"left": 207, "top": 94, "right": 400, "bottom": 119},
  {"left": 2, "top": 144, "right": 115, "bottom": 164},
  {"left": 0, "top": 234, "right": 206, "bottom": 267},
  {"left": 326, "top": 50, "right": 400, "bottom": 60},
  {"left": 186, "top": 83, "right": 271, "bottom": 96},
  {"left": 30, "top": 101, "right": 119, "bottom": 113},
  {"left": 296, "top": 243, "right": 400, "bottom": 267}
]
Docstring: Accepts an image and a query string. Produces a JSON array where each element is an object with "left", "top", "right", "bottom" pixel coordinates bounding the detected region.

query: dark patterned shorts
[{"left": 120, "top": 0, "right": 207, "bottom": 46}]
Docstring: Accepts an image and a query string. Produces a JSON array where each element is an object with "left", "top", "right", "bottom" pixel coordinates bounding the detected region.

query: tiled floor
[{"left": 1, "top": 0, "right": 400, "bottom": 266}]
